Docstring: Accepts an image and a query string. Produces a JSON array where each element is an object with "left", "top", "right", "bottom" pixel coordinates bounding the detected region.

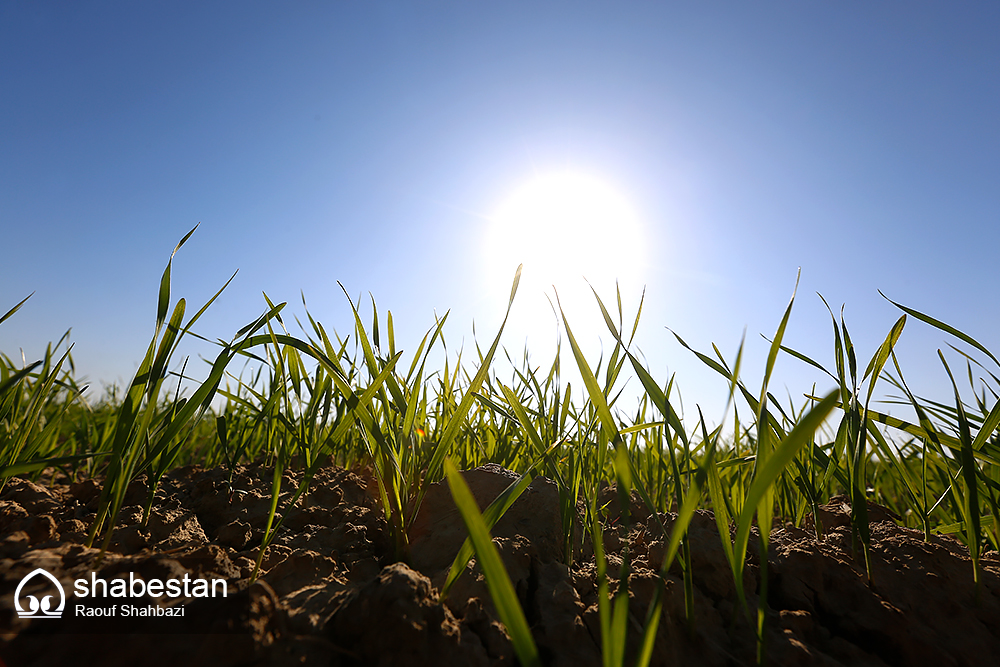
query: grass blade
[{"left": 445, "top": 458, "right": 541, "bottom": 667}]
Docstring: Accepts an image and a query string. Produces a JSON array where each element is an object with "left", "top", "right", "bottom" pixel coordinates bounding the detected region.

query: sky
[{"left": 2, "top": 2, "right": 998, "bottom": 425}]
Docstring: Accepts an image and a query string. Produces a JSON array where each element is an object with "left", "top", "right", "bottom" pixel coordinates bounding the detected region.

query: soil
[{"left": 1, "top": 462, "right": 998, "bottom": 667}]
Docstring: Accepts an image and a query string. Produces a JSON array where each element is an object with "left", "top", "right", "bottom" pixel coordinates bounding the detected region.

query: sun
[{"left": 482, "top": 170, "right": 646, "bottom": 354}]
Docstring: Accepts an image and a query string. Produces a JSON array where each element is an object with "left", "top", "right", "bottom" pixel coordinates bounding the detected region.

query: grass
[{"left": 3, "top": 229, "right": 999, "bottom": 665}]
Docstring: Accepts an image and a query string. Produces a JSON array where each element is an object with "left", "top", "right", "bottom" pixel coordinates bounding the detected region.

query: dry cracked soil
[{"left": 1, "top": 462, "right": 998, "bottom": 667}]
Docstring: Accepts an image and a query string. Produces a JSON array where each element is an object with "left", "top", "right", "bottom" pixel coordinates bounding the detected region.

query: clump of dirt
[{"left": 1, "top": 463, "right": 998, "bottom": 666}]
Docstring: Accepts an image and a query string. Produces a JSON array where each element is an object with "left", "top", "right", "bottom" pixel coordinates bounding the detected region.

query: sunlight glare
[{"left": 482, "top": 171, "right": 647, "bottom": 365}]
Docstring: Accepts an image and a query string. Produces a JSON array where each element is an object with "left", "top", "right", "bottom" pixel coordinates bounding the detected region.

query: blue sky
[{"left": 2, "top": 2, "right": 997, "bottom": 422}]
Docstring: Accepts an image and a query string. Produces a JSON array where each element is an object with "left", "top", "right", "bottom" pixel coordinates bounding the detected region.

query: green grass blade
[
  {"left": 426, "top": 265, "right": 521, "bottom": 481},
  {"left": 0, "top": 293, "right": 34, "bottom": 326},
  {"left": 881, "top": 292, "right": 1000, "bottom": 368},
  {"left": 555, "top": 289, "right": 617, "bottom": 439},
  {"left": 445, "top": 458, "right": 541, "bottom": 667},
  {"left": 939, "top": 351, "right": 982, "bottom": 593},
  {"left": 442, "top": 442, "right": 562, "bottom": 598},
  {"left": 732, "top": 391, "right": 838, "bottom": 599},
  {"left": 862, "top": 315, "right": 906, "bottom": 389}
]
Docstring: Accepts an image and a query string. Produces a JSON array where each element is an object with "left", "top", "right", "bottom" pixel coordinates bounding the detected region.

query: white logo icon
[{"left": 14, "top": 568, "right": 66, "bottom": 619}]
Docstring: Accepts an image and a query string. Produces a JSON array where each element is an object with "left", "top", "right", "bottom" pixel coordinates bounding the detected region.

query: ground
[{"left": 1, "top": 462, "right": 998, "bottom": 666}]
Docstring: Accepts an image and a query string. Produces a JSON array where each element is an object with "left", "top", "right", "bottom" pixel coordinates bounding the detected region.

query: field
[{"left": 2, "top": 231, "right": 1000, "bottom": 666}]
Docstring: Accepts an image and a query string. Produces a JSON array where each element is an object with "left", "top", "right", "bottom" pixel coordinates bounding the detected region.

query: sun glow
[{"left": 482, "top": 170, "right": 646, "bottom": 360}]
